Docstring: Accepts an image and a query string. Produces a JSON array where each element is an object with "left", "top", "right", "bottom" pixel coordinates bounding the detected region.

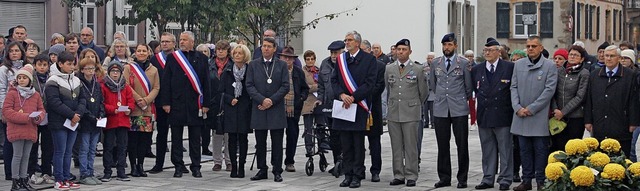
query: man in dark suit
[
  {"left": 471, "top": 38, "right": 515, "bottom": 191},
  {"left": 160, "top": 31, "right": 211, "bottom": 178},
  {"left": 359, "top": 39, "right": 385, "bottom": 183},
  {"left": 332, "top": 31, "right": 378, "bottom": 188},
  {"left": 246, "top": 37, "right": 290, "bottom": 182}
]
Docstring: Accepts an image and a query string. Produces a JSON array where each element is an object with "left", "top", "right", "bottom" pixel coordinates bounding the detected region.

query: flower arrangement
[{"left": 544, "top": 138, "right": 640, "bottom": 190}]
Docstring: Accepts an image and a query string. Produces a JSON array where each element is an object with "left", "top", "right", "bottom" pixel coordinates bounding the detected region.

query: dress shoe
[
  {"left": 212, "top": 164, "right": 222, "bottom": 171},
  {"left": 499, "top": 183, "right": 510, "bottom": 190},
  {"left": 536, "top": 182, "right": 545, "bottom": 190},
  {"left": 340, "top": 176, "right": 353, "bottom": 187},
  {"left": 389, "top": 179, "right": 405, "bottom": 186},
  {"left": 371, "top": 173, "right": 380, "bottom": 182},
  {"left": 192, "top": 170, "right": 202, "bottom": 178},
  {"left": 285, "top": 164, "right": 295, "bottom": 172},
  {"left": 238, "top": 168, "right": 245, "bottom": 178},
  {"left": 406, "top": 180, "right": 416, "bottom": 187},
  {"left": 434, "top": 181, "right": 451, "bottom": 188},
  {"left": 250, "top": 171, "right": 268, "bottom": 181},
  {"left": 148, "top": 166, "right": 163, "bottom": 174},
  {"left": 202, "top": 150, "right": 213, "bottom": 156},
  {"left": 145, "top": 151, "right": 156, "bottom": 158},
  {"left": 513, "top": 174, "right": 522, "bottom": 183},
  {"left": 349, "top": 178, "right": 361, "bottom": 188},
  {"left": 130, "top": 164, "right": 141, "bottom": 177},
  {"left": 138, "top": 164, "right": 148, "bottom": 177},
  {"left": 274, "top": 174, "right": 283, "bottom": 182},
  {"left": 173, "top": 170, "right": 182, "bottom": 178},
  {"left": 475, "top": 182, "right": 494, "bottom": 189},
  {"left": 512, "top": 182, "right": 532, "bottom": 191},
  {"left": 457, "top": 182, "right": 468, "bottom": 188},
  {"left": 181, "top": 167, "right": 190, "bottom": 173}
]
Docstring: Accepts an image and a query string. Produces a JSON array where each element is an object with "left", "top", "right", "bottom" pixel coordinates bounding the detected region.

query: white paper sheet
[
  {"left": 331, "top": 100, "right": 357, "bottom": 122},
  {"left": 117, "top": 106, "right": 129, "bottom": 112},
  {"left": 29, "top": 111, "right": 42, "bottom": 118},
  {"left": 64, "top": 119, "right": 79, "bottom": 131},
  {"left": 38, "top": 114, "right": 48, "bottom": 126},
  {"left": 96, "top": 118, "right": 107, "bottom": 128}
]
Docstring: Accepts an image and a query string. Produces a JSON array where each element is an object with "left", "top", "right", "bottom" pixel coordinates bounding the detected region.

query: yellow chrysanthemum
[
  {"left": 565, "top": 139, "right": 589, "bottom": 155},
  {"left": 583, "top": 137, "right": 599, "bottom": 150},
  {"left": 601, "top": 163, "right": 626, "bottom": 181},
  {"left": 545, "top": 162, "right": 567, "bottom": 181},
  {"left": 626, "top": 159, "right": 633, "bottom": 166},
  {"left": 586, "top": 152, "right": 610, "bottom": 167},
  {"left": 570, "top": 166, "right": 595, "bottom": 187},
  {"left": 600, "top": 138, "right": 621, "bottom": 153},
  {"left": 628, "top": 163, "right": 640, "bottom": 177},
  {"left": 548, "top": 151, "right": 564, "bottom": 164}
]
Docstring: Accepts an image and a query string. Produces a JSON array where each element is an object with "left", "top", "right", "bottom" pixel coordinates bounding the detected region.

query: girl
[
  {"left": 122, "top": 44, "right": 159, "bottom": 177},
  {"left": 76, "top": 58, "right": 105, "bottom": 185},
  {"left": 99, "top": 61, "right": 134, "bottom": 182},
  {"left": 45, "top": 51, "right": 85, "bottom": 190},
  {"left": 4, "top": 64, "right": 46, "bottom": 191}
]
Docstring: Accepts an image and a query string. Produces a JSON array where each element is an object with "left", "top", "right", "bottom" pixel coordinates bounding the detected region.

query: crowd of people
[{"left": 0, "top": 24, "right": 639, "bottom": 191}]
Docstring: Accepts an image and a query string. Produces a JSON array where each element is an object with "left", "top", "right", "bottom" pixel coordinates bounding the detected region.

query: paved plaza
[{"left": 0, "top": 124, "right": 528, "bottom": 191}]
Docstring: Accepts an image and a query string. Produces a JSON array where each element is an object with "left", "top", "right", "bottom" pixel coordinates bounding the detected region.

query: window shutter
[
  {"left": 540, "top": 2, "right": 553, "bottom": 38},
  {"left": 587, "top": 5, "right": 593, "bottom": 39},
  {"left": 596, "top": 6, "right": 600, "bottom": 40},
  {"left": 576, "top": 3, "right": 581, "bottom": 39},
  {"left": 613, "top": 10, "right": 617, "bottom": 41},
  {"left": 619, "top": 11, "right": 622, "bottom": 41},
  {"left": 496, "top": 2, "right": 510, "bottom": 38}
]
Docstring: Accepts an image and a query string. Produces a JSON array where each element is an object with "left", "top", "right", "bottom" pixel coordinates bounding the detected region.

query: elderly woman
[
  {"left": 550, "top": 45, "right": 589, "bottom": 152},
  {"left": 300, "top": 50, "right": 323, "bottom": 157},
  {"left": 510, "top": 49, "right": 527, "bottom": 62},
  {"left": 102, "top": 39, "right": 131, "bottom": 69},
  {"left": 553, "top": 49, "right": 568, "bottom": 68},
  {"left": 219, "top": 44, "right": 252, "bottom": 178},
  {"left": 281, "top": 46, "right": 309, "bottom": 172}
]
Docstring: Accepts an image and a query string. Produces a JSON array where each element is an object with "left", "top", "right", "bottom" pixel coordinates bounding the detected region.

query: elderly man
[
  {"left": 429, "top": 33, "right": 473, "bottom": 189},
  {"left": 252, "top": 29, "right": 283, "bottom": 60},
  {"left": 464, "top": 50, "right": 477, "bottom": 130},
  {"left": 472, "top": 38, "right": 515, "bottom": 191},
  {"left": 386, "top": 39, "right": 428, "bottom": 187},
  {"left": 161, "top": 31, "right": 211, "bottom": 178},
  {"left": 585, "top": 45, "right": 639, "bottom": 158},
  {"left": 372, "top": 43, "right": 390, "bottom": 64},
  {"left": 422, "top": 52, "right": 437, "bottom": 129},
  {"left": 510, "top": 36, "right": 557, "bottom": 191},
  {"left": 333, "top": 30, "right": 378, "bottom": 188},
  {"left": 79, "top": 27, "right": 106, "bottom": 61},
  {"left": 360, "top": 40, "right": 372, "bottom": 53}
]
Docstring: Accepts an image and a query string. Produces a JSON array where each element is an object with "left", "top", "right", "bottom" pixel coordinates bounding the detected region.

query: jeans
[
  {"left": 29, "top": 125, "right": 53, "bottom": 176},
  {"left": 631, "top": 127, "right": 640, "bottom": 162},
  {"left": 78, "top": 130, "right": 100, "bottom": 177},
  {"left": 51, "top": 128, "right": 77, "bottom": 182},
  {"left": 518, "top": 136, "right": 549, "bottom": 184},
  {"left": 11, "top": 139, "right": 33, "bottom": 179},
  {"left": 103, "top": 128, "right": 128, "bottom": 176}
]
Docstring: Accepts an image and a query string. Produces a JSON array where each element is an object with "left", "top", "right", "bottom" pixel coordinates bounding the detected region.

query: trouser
[
  {"left": 78, "top": 130, "right": 100, "bottom": 177},
  {"left": 154, "top": 108, "right": 170, "bottom": 168},
  {"left": 51, "top": 128, "right": 77, "bottom": 182},
  {"left": 381, "top": 88, "right": 388, "bottom": 119},
  {"left": 285, "top": 115, "right": 301, "bottom": 165},
  {"left": 366, "top": 133, "right": 381, "bottom": 176},
  {"left": 228, "top": 133, "right": 248, "bottom": 169},
  {"left": 632, "top": 128, "right": 640, "bottom": 162},
  {"left": 434, "top": 115, "right": 469, "bottom": 183},
  {"left": 2, "top": 123, "right": 13, "bottom": 178},
  {"left": 340, "top": 130, "right": 365, "bottom": 179},
  {"left": 255, "top": 129, "right": 284, "bottom": 174},
  {"left": 303, "top": 114, "right": 325, "bottom": 154},
  {"left": 423, "top": 101, "right": 434, "bottom": 127},
  {"left": 388, "top": 121, "right": 419, "bottom": 181},
  {"left": 479, "top": 126, "right": 513, "bottom": 185},
  {"left": 325, "top": 116, "right": 341, "bottom": 164},
  {"left": 211, "top": 132, "right": 230, "bottom": 165},
  {"left": 11, "top": 140, "right": 33, "bottom": 179},
  {"left": 102, "top": 128, "right": 128, "bottom": 176},
  {"left": 202, "top": 124, "right": 211, "bottom": 152},
  {"left": 127, "top": 131, "right": 152, "bottom": 167},
  {"left": 513, "top": 135, "right": 521, "bottom": 176},
  {"left": 29, "top": 125, "right": 52, "bottom": 176},
  {"left": 518, "top": 135, "right": 549, "bottom": 184},
  {"left": 550, "top": 117, "right": 585, "bottom": 152},
  {"left": 170, "top": 125, "right": 202, "bottom": 170}
]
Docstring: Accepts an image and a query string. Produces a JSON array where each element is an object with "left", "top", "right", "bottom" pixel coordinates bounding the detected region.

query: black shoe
[
  {"left": 145, "top": 151, "right": 156, "bottom": 158},
  {"left": 181, "top": 167, "right": 190, "bottom": 173},
  {"left": 250, "top": 170, "right": 268, "bottom": 181},
  {"left": 192, "top": 170, "right": 202, "bottom": 178},
  {"left": 21, "top": 177, "right": 36, "bottom": 191},
  {"left": 349, "top": 178, "right": 361, "bottom": 188},
  {"left": 274, "top": 174, "right": 282, "bottom": 182},
  {"left": 137, "top": 164, "right": 148, "bottom": 177},
  {"left": 434, "top": 181, "right": 451, "bottom": 188},
  {"left": 406, "top": 180, "right": 416, "bottom": 187},
  {"left": 499, "top": 183, "right": 510, "bottom": 190},
  {"left": 512, "top": 182, "right": 532, "bottom": 191},
  {"left": 536, "top": 182, "right": 545, "bottom": 190},
  {"left": 202, "top": 150, "right": 213, "bottom": 156},
  {"left": 389, "top": 179, "right": 405, "bottom": 186},
  {"left": 340, "top": 176, "right": 352, "bottom": 187},
  {"left": 70, "top": 173, "right": 77, "bottom": 181},
  {"left": 173, "top": 167, "right": 183, "bottom": 178},
  {"left": 457, "top": 182, "right": 467, "bottom": 188},
  {"left": 131, "top": 164, "right": 141, "bottom": 177},
  {"left": 149, "top": 166, "right": 163, "bottom": 174},
  {"left": 475, "top": 182, "right": 494, "bottom": 189},
  {"left": 371, "top": 173, "right": 380, "bottom": 182},
  {"left": 237, "top": 164, "right": 245, "bottom": 178},
  {"left": 11, "top": 178, "right": 20, "bottom": 191},
  {"left": 5, "top": 176, "right": 10, "bottom": 180},
  {"left": 513, "top": 174, "right": 521, "bottom": 183}
]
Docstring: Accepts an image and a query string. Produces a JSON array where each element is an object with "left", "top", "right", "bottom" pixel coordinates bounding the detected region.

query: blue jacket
[{"left": 471, "top": 59, "right": 514, "bottom": 128}]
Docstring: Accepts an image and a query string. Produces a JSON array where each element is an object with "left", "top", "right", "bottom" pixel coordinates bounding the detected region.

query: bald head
[
  {"left": 80, "top": 27, "right": 94, "bottom": 45},
  {"left": 264, "top": 29, "right": 276, "bottom": 38}
]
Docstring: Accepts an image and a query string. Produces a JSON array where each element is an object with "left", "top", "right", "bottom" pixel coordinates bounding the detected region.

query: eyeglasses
[
  {"left": 109, "top": 70, "right": 121, "bottom": 73},
  {"left": 568, "top": 53, "right": 581, "bottom": 58},
  {"left": 160, "top": 41, "right": 174, "bottom": 44},
  {"left": 483, "top": 48, "right": 498, "bottom": 53},
  {"left": 604, "top": 54, "right": 619, "bottom": 59},
  {"left": 82, "top": 67, "right": 96, "bottom": 71},
  {"left": 525, "top": 45, "right": 539, "bottom": 49}
]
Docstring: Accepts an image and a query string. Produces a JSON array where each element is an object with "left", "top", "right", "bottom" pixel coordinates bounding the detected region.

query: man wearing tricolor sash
[
  {"left": 332, "top": 31, "right": 378, "bottom": 188},
  {"left": 160, "top": 31, "right": 211, "bottom": 178}
]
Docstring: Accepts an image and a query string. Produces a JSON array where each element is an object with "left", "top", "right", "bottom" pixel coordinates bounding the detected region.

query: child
[
  {"left": 48, "top": 44, "right": 65, "bottom": 66},
  {"left": 100, "top": 61, "right": 134, "bottom": 182},
  {"left": 76, "top": 58, "right": 105, "bottom": 185},
  {"left": 45, "top": 51, "right": 86, "bottom": 190},
  {"left": 1, "top": 41, "right": 27, "bottom": 181},
  {"left": 3, "top": 64, "right": 46, "bottom": 191},
  {"left": 28, "top": 54, "right": 55, "bottom": 185}
]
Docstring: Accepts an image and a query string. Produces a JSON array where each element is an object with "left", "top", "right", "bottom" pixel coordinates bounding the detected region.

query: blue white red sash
[
  {"left": 336, "top": 52, "right": 369, "bottom": 112},
  {"left": 172, "top": 50, "right": 205, "bottom": 117},
  {"left": 129, "top": 63, "right": 156, "bottom": 117},
  {"left": 155, "top": 52, "right": 167, "bottom": 69}
]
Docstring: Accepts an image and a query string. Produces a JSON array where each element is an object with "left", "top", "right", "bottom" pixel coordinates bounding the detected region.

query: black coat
[
  {"left": 45, "top": 74, "right": 87, "bottom": 130},
  {"left": 584, "top": 66, "right": 640, "bottom": 141},
  {"left": 205, "top": 57, "right": 226, "bottom": 128},
  {"left": 77, "top": 74, "right": 105, "bottom": 133},
  {"left": 219, "top": 63, "right": 252, "bottom": 134},
  {"left": 471, "top": 59, "right": 514, "bottom": 128},
  {"left": 331, "top": 50, "right": 379, "bottom": 131},
  {"left": 246, "top": 58, "right": 289, "bottom": 130},
  {"left": 290, "top": 65, "right": 310, "bottom": 117},
  {"left": 150, "top": 51, "right": 167, "bottom": 107},
  {"left": 367, "top": 60, "right": 386, "bottom": 136},
  {"left": 160, "top": 50, "right": 211, "bottom": 126},
  {"left": 317, "top": 57, "right": 335, "bottom": 115}
]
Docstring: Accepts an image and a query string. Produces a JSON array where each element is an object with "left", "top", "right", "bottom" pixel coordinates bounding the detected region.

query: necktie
[
  {"left": 490, "top": 64, "right": 495, "bottom": 73},
  {"left": 446, "top": 59, "right": 451, "bottom": 71},
  {"left": 400, "top": 63, "right": 405, "bottom": 74},
  {"left": 608, "top": 71, "right": 614, "bottom": 78}
]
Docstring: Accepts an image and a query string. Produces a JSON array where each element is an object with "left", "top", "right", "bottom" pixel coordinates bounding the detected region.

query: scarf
[
  {"left": 233, "top": 64, "right": 246, "bottom": 97},
  {"left": 104, "top": 75, "right": 126, "bottom": 92},
  {"left": 564, "top": 61, "right": 582, "bottom": 74},
  {"left": 9, "top": 60, "right": 24, "bottom": 73},
  {"left": 285, "top": 68, "right": 294, "bottom": 117},
  {"left": 36, "top": 72, "right": 49, "bottom": 84},
  {"left": 16, "top": 85, "right": 35, "bottom": 99},
  {"left": 304, "top": 65, "right": 319, "bottom": 83},
  {"left": 134, "top": 58, "right": 150, "bottom": 70},
  {"left": 216, "top": 57, "right": 228, "bottom": 77}
]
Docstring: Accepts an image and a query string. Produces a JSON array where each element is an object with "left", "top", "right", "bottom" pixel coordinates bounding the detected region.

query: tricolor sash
[
  {"left": 129, "top": 63, "right": 156, "bottom": 118},
  {"left": 172, "top": 50, "right": 205, "bottom": 117},
  {"left": 155, "top": 52, "right": 167, "bottom": 69},
  {"left": 336, "top": 52, "right": 370, "bottom": 112}
]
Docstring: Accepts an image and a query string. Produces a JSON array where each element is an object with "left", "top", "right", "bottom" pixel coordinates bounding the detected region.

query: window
[
  {"left": 127, "top": 10, "right": 136, "bottom": 41},
  {"left": 122, "top": 4, "right": 138, "bottom": 45},
  {"left": 78, "top": 1, "right": 97, "bottom": 32},
  {"left": 513, "top": 2, "right": 538, "bottom": 38}
]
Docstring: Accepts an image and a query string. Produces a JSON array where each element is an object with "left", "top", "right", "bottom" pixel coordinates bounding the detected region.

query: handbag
[{"left": 549, "top": 118, "right": 567, "bottom": 136}]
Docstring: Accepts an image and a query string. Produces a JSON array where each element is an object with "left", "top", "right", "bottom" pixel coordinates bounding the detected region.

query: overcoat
[
  {"left": 470, "top": 59, "right": 514, "bottom": 128},
  {"left": 510, "top": 57, "right": 557, "bottom": 137},
  {"left": 246, "top": 57, "right": 289, "bottom": 130},
  {"left": 219, "top": 63, "right": 252, "bottom": 134}
]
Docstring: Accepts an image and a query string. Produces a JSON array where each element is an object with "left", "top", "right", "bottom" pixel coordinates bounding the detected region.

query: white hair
[
  {"left": 427, "top": 52, "right": 436, "bottom": 57},
  {"left": 464, "top": 50, "right": 474, "bottom": 56},
  {"left": 181, "top": 31, "right": 195, "bottom": 41},
  {"left": 604, "top": 45, "right": 621, "bottom": 56},
  {"left": 346, "top": 30, "right": 362, "bottom": 43},
  {"left": 573, "top": 41, "right": 585, "bottom": 48},
  {"left": 81, "top": 27, "right": 94, "bottom": 35}
]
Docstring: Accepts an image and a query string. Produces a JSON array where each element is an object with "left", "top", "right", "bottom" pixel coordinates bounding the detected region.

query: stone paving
[{"left": 0, "top": 124, "right": 530, "bottom": 191}]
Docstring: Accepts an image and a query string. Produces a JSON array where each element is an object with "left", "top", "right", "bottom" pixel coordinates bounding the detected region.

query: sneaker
[
  {"left": 65, "top": 180, "right": 80, "bottom": 189},
  {"left": 99, "top": 174, "right": 112, "bottom": 182},
  {"left": 90, "top": 176, "right": 102, "bottom": 185},
  {"left": 30, "top": 174, "right": 44, "bottom": 184},
  {"left": 42, "top": 174, "right": 56, "bottom": 184},
  {"left": 79, "top": 177, "right": 97, "bottom": 185},
  {"left": 55, "top": 181, "right": 70, "bottom": 190},
  {"left": 285, "top": 164, "right": 296, "bottom": 172},
  {"left": 116, "top": 175, "right": 131, "bottom": 181}
]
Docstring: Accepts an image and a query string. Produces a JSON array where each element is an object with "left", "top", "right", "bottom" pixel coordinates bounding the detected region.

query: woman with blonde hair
[{"left": 102, "top": 39, "right": 131, "bottom": 69}]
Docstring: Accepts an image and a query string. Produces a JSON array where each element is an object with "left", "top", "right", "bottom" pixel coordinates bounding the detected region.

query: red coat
[
  {"left": 101, "top": 82, "right": 135, "bottom": 129},
  {"left": 2, "top": 87, "right": 46, "bottom": 142}
]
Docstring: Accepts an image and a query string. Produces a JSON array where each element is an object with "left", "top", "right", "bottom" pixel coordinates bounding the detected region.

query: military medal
[
  {"left": 72, "top": 93, "right": 77, "bottom": 98},
  {"left": 90, "top": 97, "right": 95, "bottom": 103},
  {"left": 267, "top": 78, "right": 272, "bottom": 84},
  {"left": 18, "top": 109, "right": 23, "bottom": 113},
  {"left": 117, "top": 102, "right": 122, "bottom": 106},
  {"left": 82, "top": 76, "right": 97, "bottom": 103}
]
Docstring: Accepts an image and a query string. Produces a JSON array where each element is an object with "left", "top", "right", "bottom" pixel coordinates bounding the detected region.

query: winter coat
[
  {"left": 45, "top": 72, "right": 87, "bottom": 130},
  {"left": 205, "top": 57, "right": 224, "bottom": 129},
  {"left": 290, "top": 66, "right": 310, "bottom": 117},
  {"left": 3, "top": 87, "right": 45, "bottom": 142},
  {"left": 317, "top": 57, "right": 335, "bottom": 115},
  {"left": 219, "top": 63, "right": 252, "bottom": 134},
  {"left": 301, "top": 65, "right": 319, "bottom": 115},
  {"left": 101, "top": 80, "right": 135, "bottom": 129},
  {"left": 246, "top": 57, "right": 289, "bottom": 130},
  {"left": 552, "top": 62, "right": 590, "bottom": 119},
  {"left": 0, "top": 64, "right": 21, "bottom": 120},
  {"left": 77, "top": 74, "right": 105, "bottom": 133},
  {"left": 122, "top": 60, "right": 160, "bottom": 117}
]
